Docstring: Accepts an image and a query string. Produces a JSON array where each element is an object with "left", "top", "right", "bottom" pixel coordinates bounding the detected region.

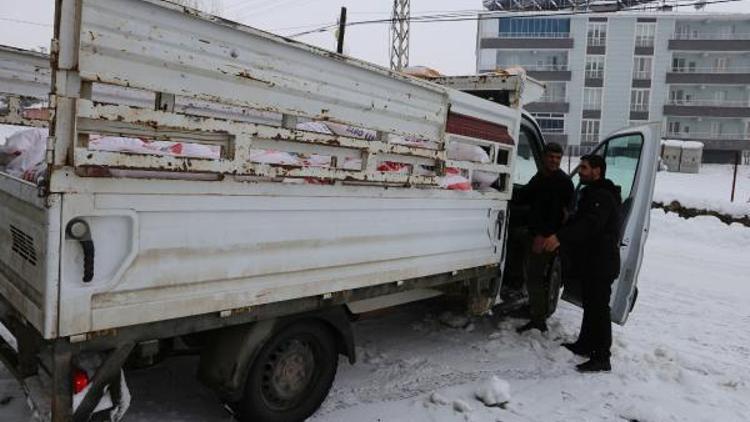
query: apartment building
[{"left": 477, "top": 12, "right": 750, "bottom": 162}]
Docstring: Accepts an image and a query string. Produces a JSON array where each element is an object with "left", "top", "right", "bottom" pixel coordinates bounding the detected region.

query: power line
[{"left": 286, "top": 0, "right": 745, "bottom": 38}]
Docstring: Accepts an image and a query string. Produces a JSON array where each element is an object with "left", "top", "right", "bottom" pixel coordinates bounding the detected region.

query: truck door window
[
  {"left": 571, "top": 133, "right": 643, "bottom": 218},
  {"left": 602, "top": 134, "right": 643, "bottom": 200},
  {"left": 514, "top": 127, "right": 538, "bottom": 185}
]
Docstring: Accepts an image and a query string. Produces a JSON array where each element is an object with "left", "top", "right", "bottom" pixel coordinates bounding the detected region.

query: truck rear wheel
[{"left": 234, "top": 321, "right": 338, "bottom": 422}]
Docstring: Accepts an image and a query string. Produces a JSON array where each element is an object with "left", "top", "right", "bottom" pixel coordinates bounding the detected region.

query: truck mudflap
[{"left": 0, "top": 318, "right": 131, "bottom": 422}]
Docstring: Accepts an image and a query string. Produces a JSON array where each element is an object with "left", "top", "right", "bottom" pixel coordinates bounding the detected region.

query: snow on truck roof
[
  {"left": 682, "top": 141, "right": 705, "bottom": 150},
  {"left": 662, "top": 139, "right": 704, "bottom": 149}
]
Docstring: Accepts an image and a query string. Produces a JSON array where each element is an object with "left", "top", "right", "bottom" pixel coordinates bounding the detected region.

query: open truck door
[{"left": 562, "top": 123, "right": 661, "bottom": 324}]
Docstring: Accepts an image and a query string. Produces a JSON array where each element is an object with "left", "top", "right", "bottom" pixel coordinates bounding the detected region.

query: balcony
[
  {"left": 629, "top": 104, "right": 649, "bottom": 120},
  {"left": 510, "top": 64, "right": 572, "bottom": 81},
  {"left": 669, "top": 32, "right": 750, "bottom": 51},
  {"left": 673, "top": 32, "right": 750, "bottom": 40},
  {"left": 666, "top": 66, "right": 750, "bottom": 84},
  {"left": 586, "top": 37, "right": 606, "bottom": 54},
  {"left": 632, "top": 70, "right": 652, "bottom": 87},
  {"left": 481, "top": 32, "right": 573, "bottom": 49},
  {"left": 585, "top": 70, "right": 604, "bottom": 87},
  {"left": 665, "top": 131, "right": 750, "bottom": 150},
  {"left": 539, "top": 129, "right": 568, "bottom": 145},
  {"left": 581, "top": 133, "right": 600, "bottom": 144},
  {"left": 582, "top": 107, "right": 601, "bottom": 119},
  {"left": 663, "top": 99, "right": 750, "bottom": 117},
  {"left": 525, "top": 95, "right": 569, "bottom": 113},
  {"left": 634, "top": 37, "right": 655, "bottom": 55},
  {"left": 497, "top": 32, "right": 570, "bottom": 39},
  {"left": 632, "top": 70, "right": 651, "bottom": 80}
]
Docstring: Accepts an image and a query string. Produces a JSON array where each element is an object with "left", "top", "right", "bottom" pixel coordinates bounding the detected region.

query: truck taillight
[
  {"left": 446, "top": 112, "right": 514, "bottom": 145},
  {"left": 73, "top": 368, "right": 90, "bottom": 394}
]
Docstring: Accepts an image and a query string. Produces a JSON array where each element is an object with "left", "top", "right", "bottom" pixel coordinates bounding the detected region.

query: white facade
[{"left": 477, "top": 11, "right": 750, "bottom": 162}]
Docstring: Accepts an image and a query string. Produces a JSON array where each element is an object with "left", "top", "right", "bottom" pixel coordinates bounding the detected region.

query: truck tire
[{"left": 234, "top": 321, "right": 338, "bottom": 422}]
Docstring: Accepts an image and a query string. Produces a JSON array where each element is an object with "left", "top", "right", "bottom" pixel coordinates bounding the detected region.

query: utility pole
[
  {"left": 390, "top": 0, "right": 410, "bottom": 70},
  {"left": 336, "top": 7, "right": 347, "bottom": 54}
]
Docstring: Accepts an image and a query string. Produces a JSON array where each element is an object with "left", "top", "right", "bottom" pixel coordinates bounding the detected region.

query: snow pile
[
  {"left": 428, "top": 392, "right": 449, "bottom": 405},
  {"left": 654, "top": 164, "right": 750, "bottom": 217},
  {"left": 451, "top": 399, "right": 472, "bottom": 413},
  {"left": 474, "top": 376, "right": 511, "bottom": 408}
]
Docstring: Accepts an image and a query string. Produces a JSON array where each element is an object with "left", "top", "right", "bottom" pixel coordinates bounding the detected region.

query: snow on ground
[
  {"left": 1, "top": 166, "right": 749, "bottom": 421},
  {"left": 2, "top": 209, "right": 748, "bottom": 422},
  {"left": 654, "top": 164, "right": 750, "bottom": 217},
  {"left": 309, "top": 210, "right": 750, "bottom": 422}
]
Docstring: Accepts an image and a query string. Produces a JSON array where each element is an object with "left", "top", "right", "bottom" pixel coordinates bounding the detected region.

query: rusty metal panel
[{"left": 76, "top": 0, "right": 449, "bottom": 141}]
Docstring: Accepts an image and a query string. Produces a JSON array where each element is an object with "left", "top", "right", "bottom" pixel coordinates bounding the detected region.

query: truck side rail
[
  {"left": 0, "top": 45, "right": 50, "bottom": 128},
  {"left": 48, "top": 0, "right": 515, "bottom": 197}
]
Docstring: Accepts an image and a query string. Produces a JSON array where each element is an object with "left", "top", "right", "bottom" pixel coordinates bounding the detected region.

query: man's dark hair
[
  {"left": 544, "top": 142, "right": 564, "bottom": 156},
  {"left": 581, "top": 154, "right": 607, "bottom": 177}
]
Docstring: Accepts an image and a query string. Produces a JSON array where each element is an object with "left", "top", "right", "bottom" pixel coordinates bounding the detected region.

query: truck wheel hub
[{"left": 263, "top": 339, "right": 315, "bottom": 405}]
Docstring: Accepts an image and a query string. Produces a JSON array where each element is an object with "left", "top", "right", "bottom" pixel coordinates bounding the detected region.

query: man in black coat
[
  {"left": 543, "top": 154, "right": 622, "bottom": 372},
  {"left": 515, "top": 142, "right": 574, "bottom": 333}
]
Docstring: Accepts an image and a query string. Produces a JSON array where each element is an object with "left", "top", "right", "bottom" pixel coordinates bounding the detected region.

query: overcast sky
[{"left": 1, "top": 0, "right": 749, "bottom": 75}]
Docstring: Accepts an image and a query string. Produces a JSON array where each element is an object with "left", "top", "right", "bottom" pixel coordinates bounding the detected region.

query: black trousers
[{"left": 577, "top": 276, "right": 615, "bottom": 358}]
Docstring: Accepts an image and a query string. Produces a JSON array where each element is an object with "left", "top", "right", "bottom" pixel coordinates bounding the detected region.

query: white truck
[{"left": 0, "top": 1, "right": 660, "bottom": 421}]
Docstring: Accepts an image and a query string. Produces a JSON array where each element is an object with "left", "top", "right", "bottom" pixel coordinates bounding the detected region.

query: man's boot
[
  {"left": 575, "top": 352, "right": 611, "bottom": 373},
  {"left": 562, "top": 341, "right": 591, "bottom": 357},
  {"left": 516, "top": 320, "right": 548, "bottom": 333}
]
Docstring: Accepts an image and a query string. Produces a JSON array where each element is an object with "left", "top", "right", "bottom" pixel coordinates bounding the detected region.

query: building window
[
  {"left": 713, "top": 57, "right": 729, "bottom": 72},
  {"left": 585, "top": 55, "right": 605, "bottom": 79},
  {"left": 672, "top": 57, "right": 686, "bottom": 72},
  {"left": 635, "top": 23, "right": 656, "bottom": 47},
  {"left": 632, "top": 56, "right": 653, "bottom": 80},
  {"left": 531, "top": 112, "right": 566, "bottom": 133},
  {"left": 630, "top": 89, "right": 650, "bottom": 112},
  {"left": 498, "top": 17, "right": 571, "bottom": 38},
  {"left": 675, "top": 24, "right": 702, "bottom": 40},
  {"left": 669, "top": 89, "right": 688, "bottom": 104},
  {"left": 540, "top": 82, "right": 567, "bottom": 102},
  {"left": 583, "top": 87, "right": 603, "bottom": 110},
  {"left": 714, "top": 90, "right": 728, "bottom": 105},
  {"left": 672, "top": 57, "right": 696, "bottom": 73},
  {"left": 496, "top": 51, "right": 568, "bottom": 71},
  {"left": 587, "top": 22, "right": 607, "bottom": 47},
  {"left": 709, "top": 121, "right": 722, "bottom": 136},
  {"left": 581, "top": 119, "right": 600, "bottom": 144}
]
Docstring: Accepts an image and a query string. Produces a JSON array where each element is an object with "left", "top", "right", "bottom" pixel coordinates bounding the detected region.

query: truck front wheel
[{"left": 235, "top": 321, "right": 338, "bottom": 422}]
